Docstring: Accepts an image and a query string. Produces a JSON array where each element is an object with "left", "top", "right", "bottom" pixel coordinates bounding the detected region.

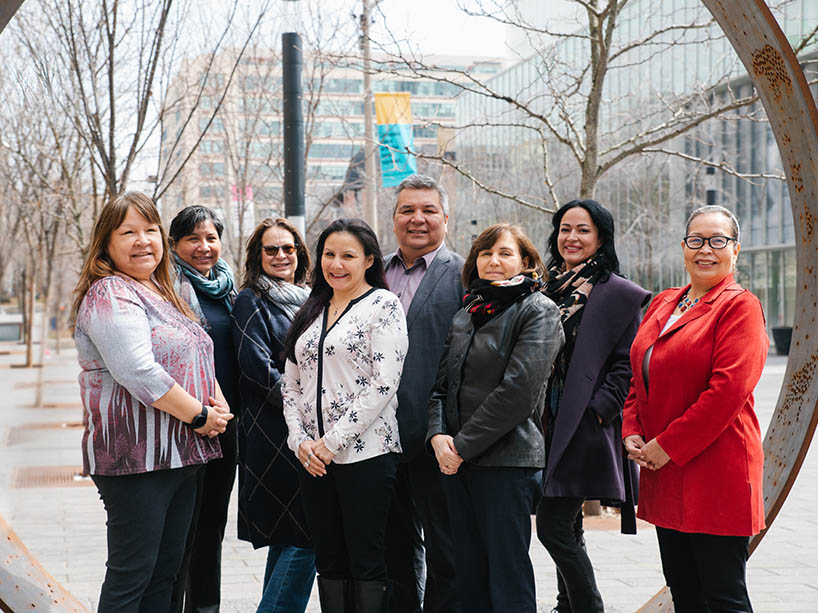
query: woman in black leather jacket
[{"left": 426, "top": 223, "right": 563, "bottom": 613}]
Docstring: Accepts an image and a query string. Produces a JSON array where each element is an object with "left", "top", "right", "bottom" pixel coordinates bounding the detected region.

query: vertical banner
[{"left": 375, "top": 92, "right": 417, "bottom": 187}]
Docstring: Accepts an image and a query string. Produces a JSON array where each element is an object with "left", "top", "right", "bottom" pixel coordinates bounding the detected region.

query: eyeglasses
[
  {"left": 262, "top": 244, "right": 297, "bottom": 256},
  {"left": 682, "top": 235, "right": 737, "bottom": 250}
]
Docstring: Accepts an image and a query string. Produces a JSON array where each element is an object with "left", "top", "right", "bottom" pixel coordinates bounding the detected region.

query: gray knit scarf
[{"left": 255, "top": 274, "right": 310, "bottom": 321}]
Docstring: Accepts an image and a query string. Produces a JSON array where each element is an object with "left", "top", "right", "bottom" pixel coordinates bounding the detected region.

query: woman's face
[
  {"left": 476, "top": 231, "right": 528, "bottom": 281},
  {"left": 557, "top": 206, "right": 603, "bottom": 271},
  {"left": 261, "top": 226, "right": 299, "bottom": 284},
  {"left": 321, "top": 231, "right": 373, "bottom": 295},
  {"left": 173, "top": 220, "right": 222, "bottom": 276},
  {"left": 107, "top": 206, "right": 163, "bottom": 281},
  {"left": 683, "top": 213, "right": 740, "bottom": 291}
]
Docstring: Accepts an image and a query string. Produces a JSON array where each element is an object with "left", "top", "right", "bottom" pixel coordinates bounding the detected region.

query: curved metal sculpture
[
  {"left": 638, "top": 0, "right": 818, "bottom": 610},
  {"left": 1, "top": 1, "right": 818, "bottom": 612},
  {"left": 0, "top": 514, "right": 88, "bottom": 612}
]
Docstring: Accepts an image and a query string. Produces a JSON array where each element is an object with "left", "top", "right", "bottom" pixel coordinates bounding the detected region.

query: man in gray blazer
[{"left": 384, "top": 174, "right": 464, "bottom": 613}]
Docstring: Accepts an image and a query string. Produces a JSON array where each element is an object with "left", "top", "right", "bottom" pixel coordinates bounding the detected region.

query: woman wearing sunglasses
[
  {"left": 232, "top": 218, "right": 316, "bottom": 612},
  {"left": 623, "top": 205, "right": 768, "bottom": 612}
]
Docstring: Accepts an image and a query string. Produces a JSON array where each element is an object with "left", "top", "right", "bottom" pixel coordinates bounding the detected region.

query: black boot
[
  {"left": 353, "top": 580, "right": 389, "bottom": 613},
  {"left": 318, "top": 576, "right": 349, "bottom": 613}
]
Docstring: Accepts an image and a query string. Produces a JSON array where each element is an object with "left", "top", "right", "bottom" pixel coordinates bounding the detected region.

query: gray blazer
[{"left": 385, "top": 244, "right": 464, "bottom": 460}]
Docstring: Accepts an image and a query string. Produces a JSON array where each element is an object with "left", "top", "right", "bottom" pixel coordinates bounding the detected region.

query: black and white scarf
[
  {"left": 545, "top": 253, "right": 606, "bottom": 326},
  {"left": 544, "top": 253, "right": 606, "bottom": 419}
]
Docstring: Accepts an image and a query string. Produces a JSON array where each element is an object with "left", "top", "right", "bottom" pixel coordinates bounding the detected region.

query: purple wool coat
[{"left": 543, "top": 273, "right": 650, "bottom": 509}]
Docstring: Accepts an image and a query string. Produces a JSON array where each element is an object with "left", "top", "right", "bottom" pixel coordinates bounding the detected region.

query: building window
[
  {"left": 200, "top": 140, "right": 224, "bottom": 155},
  {"left": 200, "top": 162, "right": 225, "bottom": 177},
  {"left": 413, "top": 124, "right": 438, "bottom": 139},
  {"left": 199, "top": 185, "right": 226, "bottom": 199},
  {"left": 199, "top": 117, "right": 224, "bottom": 133},
  {"left": 199, "top": 72, "right": 225, "bottom": 89},
  {"left": 308, "top": 143, "right": 356, "bottom": 159}
]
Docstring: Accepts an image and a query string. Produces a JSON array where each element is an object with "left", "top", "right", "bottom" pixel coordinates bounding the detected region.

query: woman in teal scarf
[{"left": 169, "top": 205, "right": 239, "bottom": 613}]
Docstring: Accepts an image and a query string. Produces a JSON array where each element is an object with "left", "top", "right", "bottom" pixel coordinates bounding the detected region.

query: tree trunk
[
  {"left": 18, "top": 268, "right": 26, "bottom": 344},
  {"left": 24, "top": 257, "right": 36, "bottom": 367}
]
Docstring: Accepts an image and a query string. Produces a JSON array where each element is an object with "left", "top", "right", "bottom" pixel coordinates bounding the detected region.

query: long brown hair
[
  {"left": 461, "top": 223, "right": 545, "bottom": 287},
  {"left": 71, "top": 192, "right": 195, "bottom": 322},
  {"left": 242, "top": 217, "right": 311, "bottom": 291}
]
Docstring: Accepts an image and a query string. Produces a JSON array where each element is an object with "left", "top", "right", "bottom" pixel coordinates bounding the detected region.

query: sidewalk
[{"left": 1, "top": 342, "right": 815, "bottom": 612}]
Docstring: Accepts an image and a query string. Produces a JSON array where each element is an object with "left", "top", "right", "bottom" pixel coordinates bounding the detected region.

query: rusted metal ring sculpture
[
  {"left": 2, "top": 1, "right": 818, "bottom": 611},
  {"left": 638, "top": 0, "right": 818, "bottom": 610}
]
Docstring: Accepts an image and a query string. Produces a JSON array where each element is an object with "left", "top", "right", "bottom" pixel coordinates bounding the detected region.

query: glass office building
[{"left": 454, "top": 0, "right": 818, "bottom": 329}]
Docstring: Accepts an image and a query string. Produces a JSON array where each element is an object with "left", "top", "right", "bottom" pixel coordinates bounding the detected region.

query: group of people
[{"left": 73, "top": 173, "right": 768, "bottom": 613}]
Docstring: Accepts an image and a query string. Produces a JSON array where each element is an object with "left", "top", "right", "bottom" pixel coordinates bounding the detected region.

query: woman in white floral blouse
[{"left": 282, "top": 218, "right": 408, "bottom": 613}]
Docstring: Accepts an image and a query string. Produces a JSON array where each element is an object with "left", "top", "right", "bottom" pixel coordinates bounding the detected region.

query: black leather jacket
[{"left": 426, "top": 291, "right": 564, "bottom": 468}]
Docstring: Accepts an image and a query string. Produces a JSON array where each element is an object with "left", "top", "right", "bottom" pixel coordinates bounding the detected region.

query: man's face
[{"left": 393, "top": 188, "right": 448, "bottom": 259}]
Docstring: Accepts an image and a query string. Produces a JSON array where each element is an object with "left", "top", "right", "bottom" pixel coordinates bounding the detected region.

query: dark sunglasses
[{"left": 262, "top": 243, "right": 297, "bottom": 256}]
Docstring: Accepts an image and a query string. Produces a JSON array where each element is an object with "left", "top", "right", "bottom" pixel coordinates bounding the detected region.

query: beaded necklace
[{"left": 677, "top": 291, "right": 699, "bottom": 313}]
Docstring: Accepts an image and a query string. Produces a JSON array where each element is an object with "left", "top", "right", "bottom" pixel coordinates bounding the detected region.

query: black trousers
[
  {"left": 656, "top": 527, "right": 753, "bottom": 613},
  {"left": 171, "top": 420, "right": 238, "bottom": 613},
  {"left": 92, "top": 465, "right": 200, "bottom": 613},
  {"left": 536, "top": 497, "right": 603, "bottom": 613},
  {"left": 444, "top": 464, "right": 541, "bottom": 613},
  {"left": 298, "top": 453, "right": 398, "bottom": 581},
  {"left": 385, "top": 453, "right": 458, "bottom": 613}
]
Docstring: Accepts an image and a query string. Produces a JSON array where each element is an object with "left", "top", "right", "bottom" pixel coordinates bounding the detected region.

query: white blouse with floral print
[{"left": 283, "top": 288, "right": 408, "bottom": 464}]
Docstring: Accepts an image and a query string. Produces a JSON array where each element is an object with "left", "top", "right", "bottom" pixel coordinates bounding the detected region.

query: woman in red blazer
[{"left": 622, "top": 205, "right": 767, "bottom": 612}]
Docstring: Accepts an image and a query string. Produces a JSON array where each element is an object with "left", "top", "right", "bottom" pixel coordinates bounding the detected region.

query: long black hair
[
  {"left": 283, "top": 218, "right": 388, "bottom": 362},
  {"left": 546, "top": 199, "right": 620, "bottom": 275}
]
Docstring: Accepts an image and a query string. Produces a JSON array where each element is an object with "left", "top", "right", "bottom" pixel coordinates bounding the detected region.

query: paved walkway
[{"left": 1, "top": 339, "right": 815, "bottom": 612}]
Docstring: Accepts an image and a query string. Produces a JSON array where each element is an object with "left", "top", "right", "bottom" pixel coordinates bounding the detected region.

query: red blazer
[{"left": 622, "top": 275, "right": 767, "bottom": 536}]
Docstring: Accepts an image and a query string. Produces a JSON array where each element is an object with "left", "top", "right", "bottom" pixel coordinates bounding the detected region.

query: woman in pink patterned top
[{"left": 72, "top": 192, "right": 233, "bottom": 612}]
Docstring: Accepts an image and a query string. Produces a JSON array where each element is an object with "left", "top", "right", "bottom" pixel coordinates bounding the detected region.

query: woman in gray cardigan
[{"left": 426, "top": 223, "right": 563, "bottom": 613}]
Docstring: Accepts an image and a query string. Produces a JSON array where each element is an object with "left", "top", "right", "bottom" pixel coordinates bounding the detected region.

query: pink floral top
[{"left": 75, "top": 276, "right": 222, "bottom": 476}]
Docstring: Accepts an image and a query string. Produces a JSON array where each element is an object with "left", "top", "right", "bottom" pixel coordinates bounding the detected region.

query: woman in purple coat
[{"left": 537, "top": 200, "right": 650, "bottom": 613}]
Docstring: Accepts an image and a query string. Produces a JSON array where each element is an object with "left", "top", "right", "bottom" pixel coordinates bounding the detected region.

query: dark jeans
[
  {"left": 173, "top": 420, "right": 238, "bottom": 612},
  {"left": 536, "top": 497, "right": 603, "bottom": 613},
  {"left": 444, "top": 464, "right": 541, "bottom": 613},
  {"left": 386, "top": 453, "right": 458, "bottom": 613},
  {"left": 656, "top": 527, "right": 753, "bottom": 613},
  {"left": 257, "top": 544, "right": 316, "bottom": 613},
  {"left": 91, "top": 465, "right": 200, "bottom": 613},
  {"left": 298, "top": 453, "right": 398, "bottom": 582}
]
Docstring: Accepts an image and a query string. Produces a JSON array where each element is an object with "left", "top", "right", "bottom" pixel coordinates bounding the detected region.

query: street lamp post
[
  {"left": 360, "top": 0, "right": 378, "bottom": 235},
  {"left": 282, "top": 0, "right": 305, "bottom": 239}
]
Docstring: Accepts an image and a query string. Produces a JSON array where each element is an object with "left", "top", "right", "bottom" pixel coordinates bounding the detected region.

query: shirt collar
[{"left": 391, "top": 242, "right": 444, "bottom": 271}]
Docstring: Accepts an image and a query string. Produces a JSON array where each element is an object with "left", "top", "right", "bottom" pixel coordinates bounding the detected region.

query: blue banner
[{"left": 377, "top": 123, "right": 417, "bottom": 187}]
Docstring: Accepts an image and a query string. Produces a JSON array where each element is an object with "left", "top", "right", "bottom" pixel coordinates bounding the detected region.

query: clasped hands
[
  {"left": 298, "top": 439, "right": 336, "bottom": 477},
  {"left": 624, "top": 435, "right": 671, "bottom": 471},
  {"left": 194, "top": 395, "right": 234, "bottom": 438},
  {"left": 430, "top": 434, "right": 463, "bottom": 476}
]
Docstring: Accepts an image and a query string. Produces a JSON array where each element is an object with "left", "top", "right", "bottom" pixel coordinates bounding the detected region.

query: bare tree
[
  {"left": 8, "top": 0, "right": 275, "bottom": 212},
  {"left": 0, "top": 76, "right": 72, "bottom": 366},
  {"left": 156, "top": 1, "right": 361, "bottom": 267},
  {"left": 366, "top": 0, "right": 817, "bottom": 214}
]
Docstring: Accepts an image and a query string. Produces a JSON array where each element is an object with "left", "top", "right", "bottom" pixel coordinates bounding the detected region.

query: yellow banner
[{"left": 375, "top": 92, "right": 413, "bottom": 125}]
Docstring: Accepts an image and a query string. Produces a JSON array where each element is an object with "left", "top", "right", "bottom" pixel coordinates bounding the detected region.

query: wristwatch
[{"left": 189, "top": 405, "right": 208, "bottom": 429}]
